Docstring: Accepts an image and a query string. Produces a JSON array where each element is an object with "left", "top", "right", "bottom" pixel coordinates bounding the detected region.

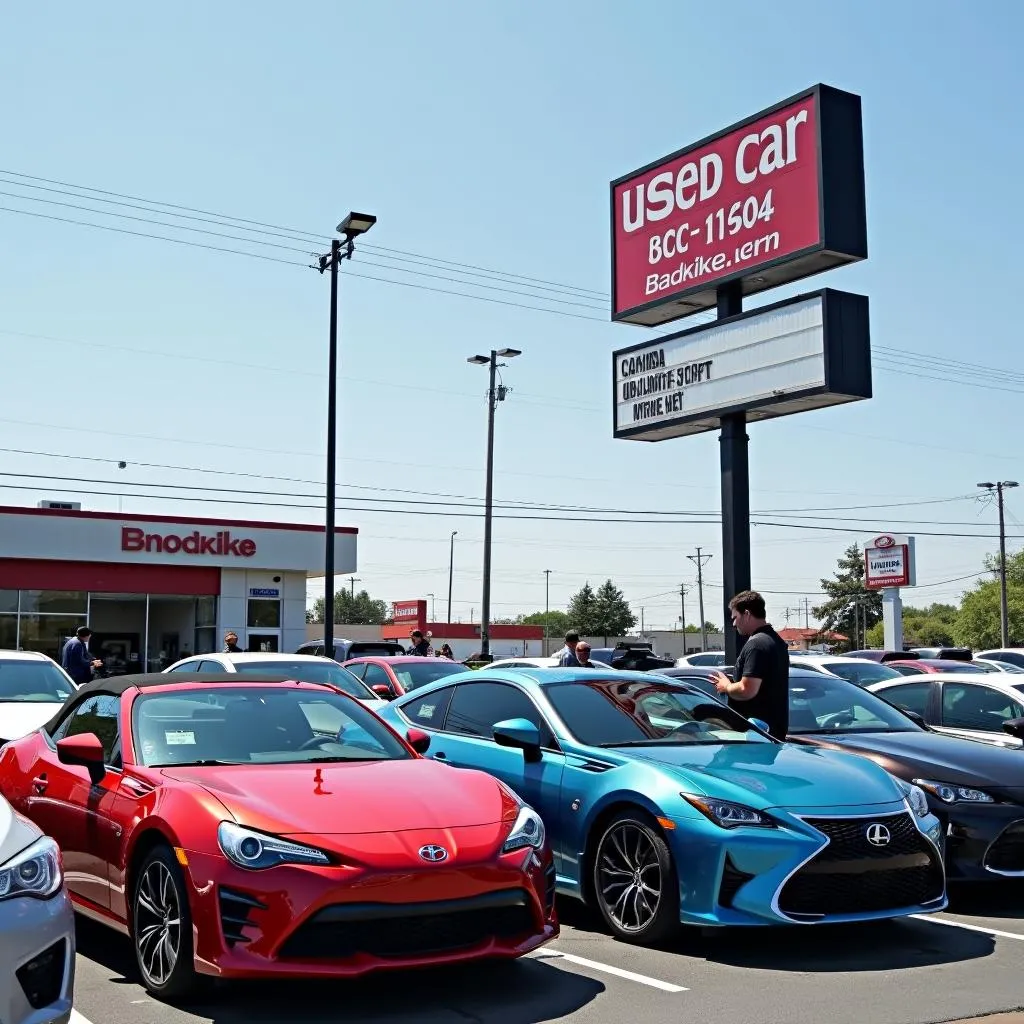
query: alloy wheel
[
  {"left": 596, "top": 821, "right": 663, "bottom": 933},
  {"left": 135, "top": 859, "right": 181, "bottom": 987}
]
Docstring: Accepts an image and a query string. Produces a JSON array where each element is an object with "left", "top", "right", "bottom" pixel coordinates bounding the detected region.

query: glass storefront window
[
  {"left": 19, "top": 591, "right": 88, "bottom": 615},
  {"left": 194, "top": 627, "right": 216, "bottom": 654},
  {"left": 195, "top": 596, "right": 216, "bottom": 628},
  {"left": 0, "top": 591, "right": 18, "bottom": 614},
  {"left": 17, "top": 614, "right": 88, "bottom": 663},
  {"left": 0, "top": 615, "right": 17, "bottom": 650},
  {"left": 247, "top": 599, "right": 281, "bottom": 629}
]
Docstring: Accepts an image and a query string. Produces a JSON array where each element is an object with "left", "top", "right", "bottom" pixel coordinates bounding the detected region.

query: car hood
[
  {"left": 160, "top": 757, "right": 510, "bottom": 834},
  {"left": 618, "top": 741, "right": 904, "bottom": 809},
  {"left": 793, "top": 730, "right": 1024, "bottom": 798},
  {"left": 0, "top": 703, "right": 62, "bottom": 743},
  {"left": 0, "top": 796, "right": 41, "bottom": 864}
]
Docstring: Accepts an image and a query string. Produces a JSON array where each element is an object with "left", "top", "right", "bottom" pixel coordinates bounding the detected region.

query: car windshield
[
  {"left": 787, "top": 672, "right": 923, "bottom": 734},
  {"left": 231, "top": 660, "right": 375, "bottom": 699},
  {"left": 823, "top": 661, "right": 903, "bottom": 686},
  {"left": 132, "top": 686, "right": 410, "bottom": 767},
  {"left": 0, "top": 659, "right": 75, "bottom": 703},
  {"left": 546, "top": 678, "right": 772, "bottom": 747},
  {"left": 391, "top": 661, "right": 466, "bottom": 691}
]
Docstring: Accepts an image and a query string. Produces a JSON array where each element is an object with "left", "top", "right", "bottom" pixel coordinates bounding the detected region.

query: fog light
[{"left": 16, "top": 938, "right": 65, "bottom": 1010}]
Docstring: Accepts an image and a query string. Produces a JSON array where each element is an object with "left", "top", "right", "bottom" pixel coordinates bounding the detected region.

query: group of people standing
[{"left": 405, "top": 629, "right": 455, "bottom": 660}]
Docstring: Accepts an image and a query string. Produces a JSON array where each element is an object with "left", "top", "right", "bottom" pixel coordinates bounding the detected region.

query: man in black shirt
[{"left": 715, "top": 590, "right": 790, "bottom": 739}]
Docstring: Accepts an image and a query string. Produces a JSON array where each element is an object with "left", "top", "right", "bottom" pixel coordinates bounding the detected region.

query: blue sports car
[{"left": 377, "top": 667, "right": 947, "bottom": 943}]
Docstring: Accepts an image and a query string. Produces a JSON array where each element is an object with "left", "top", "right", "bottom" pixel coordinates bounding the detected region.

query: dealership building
[{"left": 0, "top": 504, "right": 356, "bottom": 671}]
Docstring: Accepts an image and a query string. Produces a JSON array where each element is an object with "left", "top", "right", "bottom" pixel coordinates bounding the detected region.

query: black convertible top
[{"left": 41, "top": 672, "right": 314, "bottom": 734}]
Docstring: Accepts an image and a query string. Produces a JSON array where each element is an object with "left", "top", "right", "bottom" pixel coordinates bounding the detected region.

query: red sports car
[
  {"left": 343, "top": 656, "right": 468, "bottom": 699},
  {"left": 0, "top": 673, "right": 556, "bottom": 1000}
]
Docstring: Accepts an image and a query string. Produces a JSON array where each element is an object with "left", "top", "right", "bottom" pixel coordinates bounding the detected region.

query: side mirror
[
  {"left": 901, "top": 709, "right": 928, "bottom": 728},
  {"left": 493, "top": 718, "right": 542, "bottom": 762},
  {"left": 57, "top": 734, "right": 106, "bottom": 783},
  {"left": 406, "top": 728, "right": 431, "bottom": 755},
  {"left": 372, "top": 684, "right": 394, "bottom": 699},
  {"left": 748, "top": 717, "right": 771, "bottom": 735},
  {"left": 1002, "top": 717, "right": 1024, "bottom": 741}
]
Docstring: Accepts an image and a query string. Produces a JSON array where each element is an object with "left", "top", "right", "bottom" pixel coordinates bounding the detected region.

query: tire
[
  {"left": 590, "top": 810, "right": 680, "bottom": 945},
  {"left": 132, "top": 845, "right": 201, "bottom": 1001}
]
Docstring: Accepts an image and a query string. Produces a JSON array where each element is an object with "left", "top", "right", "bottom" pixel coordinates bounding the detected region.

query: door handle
[
  {"left": 434, "top": 752, "right": 447, "bottom": 761},
  {"left": 32, "top": 774, "right": 48, "bottom": 794}
]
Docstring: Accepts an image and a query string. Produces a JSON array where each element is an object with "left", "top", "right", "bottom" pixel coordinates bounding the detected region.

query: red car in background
[
  {"left": 0, "top": 673, "right": 557, "bottom": 1001},
  {"left": 887, "top": 659, "right": 992, "bottom": 676},
  {"left": 343, "top": 656, "right": 469, "bottom": 700}
]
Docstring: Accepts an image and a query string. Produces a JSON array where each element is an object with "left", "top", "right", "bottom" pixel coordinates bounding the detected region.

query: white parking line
[
  {"left": 911, "top": 914, "right": 1024, "bottom": 942},
  {"left": 534, "top": 949, "right": 688, "bottom": 992},
  {"left": 71, "top": 1011, "right": 95, "bottom": 1024}
]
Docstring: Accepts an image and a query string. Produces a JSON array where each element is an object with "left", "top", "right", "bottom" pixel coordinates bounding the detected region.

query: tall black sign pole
[{"left": 717, "top": 279, "right": 751, "bottom": 665}]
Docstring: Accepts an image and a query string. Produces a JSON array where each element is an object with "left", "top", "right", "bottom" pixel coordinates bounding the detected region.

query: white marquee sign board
[{"left": 864, "top": 534, "right": 916, "bottom": 590}]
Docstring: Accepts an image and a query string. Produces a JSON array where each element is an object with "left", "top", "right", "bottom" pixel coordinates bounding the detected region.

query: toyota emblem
[
  {"left": 874, "top": 535, "right": 896, "bottom": 549},
  {"left": 865, "top": 823, "right": 892, "bottom": 847},
  {"left": 418, "top": 844, "right": 449, "bottom": 863}
]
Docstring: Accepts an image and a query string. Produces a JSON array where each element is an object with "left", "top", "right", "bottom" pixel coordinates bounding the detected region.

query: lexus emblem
[
  {"left": 865, "top": 823, "right": 892, "bottom": 847},
  {"left": 418, "top": 844, "right": 449, "bottom": 863}
]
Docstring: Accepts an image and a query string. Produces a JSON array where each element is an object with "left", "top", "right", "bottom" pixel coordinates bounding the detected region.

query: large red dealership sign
[
  {"left": 611, "top": 85, "right": 867, "bottom": 326},
  {"left": 122, "top": 527, "right": 256, "bottom": 557}
]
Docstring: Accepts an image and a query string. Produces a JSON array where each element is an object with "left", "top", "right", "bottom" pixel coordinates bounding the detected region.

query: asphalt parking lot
[{"left": 69, "top": 885, "right": 1024, "bottom": 1024}]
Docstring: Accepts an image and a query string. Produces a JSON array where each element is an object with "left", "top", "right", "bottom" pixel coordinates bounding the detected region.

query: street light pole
[
  {"left": 544, "top": 569, "right": 551, "bottom": 654},
  {"left": 979, "top": 480, "right": 1020, "bottom": 647},
  {"left": 317, "top": 212, "right": 376, "bottom": 659},
  {"left": 447, "top": 530, "right": 457, "bottom": 625},
  {"left": 428, "top": 593, "right": 436, "bottom": 621},
  {"left": 468, "top": 348, "right": 521, "bottom": 659}
]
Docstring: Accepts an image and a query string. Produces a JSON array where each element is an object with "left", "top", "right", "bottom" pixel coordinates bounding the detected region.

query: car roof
[
  {"left": 416, "top": 666, "right": 681, "bottom": 688},
  {"left": 890, "top": 658, "right": 979, "bottom": 669},
  {"left": 344, "top": 655, "right": 446, "bottom": 664},
  {"left": 212, "top": 652, "right": 332, "bottom": 663},
  {"left": 658, "top": 666, "right": 727, "bottom": 677},
  {"left": 798, "top": 655, "right": 881, "bottom": 666},
  {"left": 873, "top": 672, "right": 1024, "bottom": 689},
  {"left": 0, "top": 649, "right": 53, "bottom": 662}
]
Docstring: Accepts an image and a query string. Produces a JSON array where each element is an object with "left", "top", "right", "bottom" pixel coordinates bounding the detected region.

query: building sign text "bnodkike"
[
  {"left": 611, "top": 85, "right": 866, "bottom": 326},
  {"left": 122, "top": 527, "right": 256, "bottom": 557},
  {"left": 612, "top": 290, "right": 871, "bottom": 441},
  {"left": 864, "top": 534, "right": 915, "bottom": 590}
]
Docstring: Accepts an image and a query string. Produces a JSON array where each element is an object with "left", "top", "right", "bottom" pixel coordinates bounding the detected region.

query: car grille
[
  {"left": 984, "top": 821, "right": 1024, "bottom": 874},
  {"left": 278, "top": 889, "right": 536, "bottom": 960},
  {"left": 544, "top": 861, "right": 557, "bottom": 916},
  {"left": 778, "top": 813, "right": 944, "bottom": 919},
  {"left": 16, "top": 938, "right": 66, "bottom": 1010},
  {"left": 718, "top": 855, "right": 756, "bottom": 908},
  {"left": 219, "top": 887, "right": 267, "bottom": 946}
]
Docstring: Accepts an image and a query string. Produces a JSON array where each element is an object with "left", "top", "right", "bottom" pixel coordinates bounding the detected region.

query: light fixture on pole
[
  {"left": 447, "top": 530, "right": 457, "bottom": 625},
  {"left": 467, "top": 348, "right": 522, "bottom": 659},
  {"left": 317, "top": 211, "right": 376, "bottom": 659},
  {"left": 978, "top": 480, "right": 1019, "bottom": 647}
]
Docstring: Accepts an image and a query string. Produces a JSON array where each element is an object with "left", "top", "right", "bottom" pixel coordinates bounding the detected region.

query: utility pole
[
  {"left": 544, "top": 570, "right": 552, "bottom": 654},
  {"left": 679, "top": 583, "right": 689, "bottom": 646},
  {"left": 783, "top": 607, "right": 793, "bottom": 625},
  {"left": 641, "top": 607, "right": 645, "bottom": 635},
  {"left": 447, "top": 530, "right": 457, "bottom": 626},
  {"left": 978, "top": 481, "right": 1019, "bottom": 647},
  {"left": 688, "top": 548, "right": 712, "bottom": 651},
  {"left": 348, "top": 576, "right": 360, "bottom": 599}
]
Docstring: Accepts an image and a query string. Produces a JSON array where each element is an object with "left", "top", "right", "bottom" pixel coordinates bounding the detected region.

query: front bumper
[
  {"left": 938, "top": 802, "right": 1024, "bottom": 881},
  {"left": 0, "top": 887, "right": 75, "bottom": 1024},
  {"left": 180, "top": 845, "right": 557, "bottom": 979},
  {"left": 669, "top": 803, "right": 946, "bottom": 927}
]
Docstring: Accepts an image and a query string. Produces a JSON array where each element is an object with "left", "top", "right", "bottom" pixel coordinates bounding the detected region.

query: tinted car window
[
  {"left": 392, "top": 661, "right": 466, "bottom": 691},
  {"left": 876, "top": 682, "right": 932, "bottom": 717},
  {"left": 824, "top": 661, "right": 902, "bottom": 686},
  {"left": 56, "top": 693, "right": 121, "bottom": 763},
  {"left": 197, "top": 660, "right": 227, "bottom": 673},
  {"left": 168, "top": 661, "right": 203, "bottom": 673},
  {"left": 361, "top": 664, "right": 395, "bottom": 691},
  {"left": 788, "top": 672, "right": 922, "bottom": 734},
  {"left": 942, "top": 684, "right": 1024, "bottom": 731},
  {"left": 445, "top": 682, "right": 555, "bottom": 746},
  {"left": 230, "top": 660, "right": 374, "bottom": 699},
  {"left": 0, "top": 660, "right": 75, "bottom": 702},
  {"left": 348, "top": 643, "right": 405, "bottom": 658},
  {"left": 402, "top": 686, "right": 456, "bottom": 729},
  {"left": 890, "top": 663, "right": 925, "bottom": 677}
]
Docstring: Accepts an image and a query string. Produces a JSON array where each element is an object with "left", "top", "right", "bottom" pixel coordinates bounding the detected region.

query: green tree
[
  {"left": 864, "top": 602, "right": 959, "bottom": 649},
  {"left": 594, "top": 579, "right": 637, "bottom": 641},
  {"left": 955, "top": 550, "right": 1024, "bottom": 648},
  {"left": 307, "top": 589, "right": 390, "bottom": 625},
  {"left": 566, "top": 582, "right": 599, "bottom": 635},
  {"left": 521, "top": 610, "right": 571, "bottom": 637},
  {"left": 813, "top": 543, "right": 881, "bottom": 651}
]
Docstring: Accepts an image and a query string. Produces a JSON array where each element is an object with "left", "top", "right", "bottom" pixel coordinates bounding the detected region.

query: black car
[
  {"left": 589, "top": 641, "right": 674, "bottom": 672},
  {"left": 785, "top": 667, "right": 1024, "bottom": 882},
  {"left": 655, "top": 665, "right": 732, "bottom": 695},
  {"left": 295, "top": 638, "right": 406, "bottom": 661}
]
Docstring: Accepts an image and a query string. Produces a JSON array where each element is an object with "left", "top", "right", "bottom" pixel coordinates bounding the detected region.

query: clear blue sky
[{"left": 1, "top": 0, "right": 1021, "bottom": 630}]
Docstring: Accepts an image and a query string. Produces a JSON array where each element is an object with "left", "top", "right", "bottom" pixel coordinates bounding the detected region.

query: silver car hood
[{"left": 0, "top": 794, "right": 41, "bottom": 864}]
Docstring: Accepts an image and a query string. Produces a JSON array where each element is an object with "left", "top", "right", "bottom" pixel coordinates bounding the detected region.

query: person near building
[
  {"left": 406, "top": 630, "right": 433, "bottom": 657},
  {"left": 223, "top": 631, "right": 243, "bottom": 654},
  {"left": 555, "top": 630, "right": 581, "bottom": 667},
  {"left": 715, "top": 590, "right": 790, "bottom": 739},
  {"left": 438, "top": 643, "right": 455, "bottom": 660},
  {"left": 575, "top": 641, "right": 597, "bottom": 668},
  {"left": 61, "top": 626, "right": 103, "bottom": 686}
]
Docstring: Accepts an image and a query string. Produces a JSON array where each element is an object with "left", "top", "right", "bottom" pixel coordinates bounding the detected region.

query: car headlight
[
  {"left": 681, "top": 793, "right": 775, "bottom": 829},
  {"left": 0, "top": 836, "right": 63, "bottom": 900},
  {"left": 502, "top": 806, "right": 546, "bottom": 853},
  {"left": 217, "top": 822, "right": 330, "bottom": 870},
  {"left": 892, "top": 777, "right": 930, "bottom": 818},
  {"left": 913, "top": 779, "right": 995, "bottom": 805}
]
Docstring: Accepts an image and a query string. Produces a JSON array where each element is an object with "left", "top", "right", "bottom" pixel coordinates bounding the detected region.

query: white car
[
  {"left": 482, "top": 657, "right": 559, "bottom": 669},
  {"left": 674, "top": 651, "right": 726, "bottom": 668},
  {"left": 976, "top": 649, "right": 1024, "bottom": 670},
  {"left": 163, "top": 652, "right": 387, "bottom": 711},
  {"left": 974, "top": 657, "right": 1024, "bottom": 674},
  {"left": 0, "top": 651, "right": 77, "bottom": 744},
  {"left": 868, "top": 672, "right": 1024, "bottom": 748},
  {"left": 792, "top": 655, "right": 905, "bottom": 687}
]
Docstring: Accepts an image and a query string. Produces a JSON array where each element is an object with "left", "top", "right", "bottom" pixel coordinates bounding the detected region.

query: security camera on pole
[{"left": 863, "top": 534, "right": 916, "bottom": 650}]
